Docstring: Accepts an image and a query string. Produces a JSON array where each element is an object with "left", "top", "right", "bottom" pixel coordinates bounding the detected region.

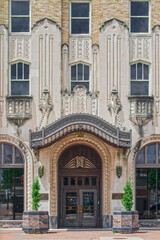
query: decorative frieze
[
  {"left": 9, "top": 36, "right": 31, "bottom": 62},
  {"left": 130, "top": 37, "right": 151, "bottom": 63},
  {"left": 62, "top": 86, "right": 99, "bottom": 116},
  {"left": 69, "top": 37, "right": 91, "bottom": 64}
]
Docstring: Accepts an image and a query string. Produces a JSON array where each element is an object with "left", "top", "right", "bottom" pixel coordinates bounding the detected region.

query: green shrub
[
  {"left": 121, "top": 176, "right": 133, "bottom": 211},
  {"left": 32, "top": 177, "right": 41, "bottom": 211}
]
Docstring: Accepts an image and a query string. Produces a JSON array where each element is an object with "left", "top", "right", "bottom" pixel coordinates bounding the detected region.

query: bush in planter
[
  {"left": 113, "top": 176, "right": 139, "bottom": 233},
  {"left": 32, "top": 177, "right": 41, "bottom": 211},
  {"left": 22, "top": 177, "right": 49, "bottom": 234},
  {"left": 121, "top": 176, "right": 133, "bottom": 211}
]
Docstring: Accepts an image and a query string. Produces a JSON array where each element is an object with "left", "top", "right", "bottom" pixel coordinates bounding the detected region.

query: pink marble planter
[
  {"left": 113, "top": 211, "right": 139, "bottom": 233},
  {"left": 22, "top": 211, "right": 49, "bottom": 233}
]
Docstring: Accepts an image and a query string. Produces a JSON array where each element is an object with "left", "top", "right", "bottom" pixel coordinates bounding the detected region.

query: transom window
[
  {"left": 136, "top": 143, "right": 160, "bottom": 219},
  {"left": 130, "top": 62, "right": 149, "bottom": 96},
  {"left": 70, "top": 2, "right": 90, "bottom": 34},
  {"left": 10, "top": 62, "right": 30, "bottom": 96},
  {"left": 11, "top": 1, "right": 30, "bottom": 32},
  {"left": 71, "top": 63, "right": 90, "bottom": 91},
  {"left": 130, "top": 1, "right": 149, "bottom": 33},
  {"left": 0, "top": 143, "right": 24, "bottom": 165}
]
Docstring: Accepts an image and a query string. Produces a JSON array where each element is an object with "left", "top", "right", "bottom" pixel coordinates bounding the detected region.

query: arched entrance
[{"left": 58, "top": 144, "right": 102, "bottom": 228}]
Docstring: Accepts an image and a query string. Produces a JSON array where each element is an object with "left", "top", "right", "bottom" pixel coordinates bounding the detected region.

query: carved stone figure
[{"left": 39, "top": 89, "right": 52, "bottom": 129}]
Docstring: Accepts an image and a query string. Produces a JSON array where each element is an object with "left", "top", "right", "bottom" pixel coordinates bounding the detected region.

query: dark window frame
[
  {"left": 130, "top": 62, "right": 150, "bottom": 96},
  {"left": 70, "top": 2, "right": 90, "bottom": 35},
  {"left": 70, "top": 63, "right": 90, "bottom": 91},
  {"left": 10, "top": 62, "right": 30, "bottom": 96},
  {"left": 130, "top": 0, "right": 149, "bottom": 33},
  {"left": 10, "top": 0, "right": 30, "bottom": 33}
]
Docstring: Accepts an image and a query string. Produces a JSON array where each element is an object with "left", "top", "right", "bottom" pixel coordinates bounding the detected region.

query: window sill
[
  {"left": 70, "top": 34, "right": 91, "bottom": 38},
  {"left": 9, "top": 32, "right": 31, "bottom": 37},
  {"left": 129, "top": 32, "right": 151, "bottom": 37}
]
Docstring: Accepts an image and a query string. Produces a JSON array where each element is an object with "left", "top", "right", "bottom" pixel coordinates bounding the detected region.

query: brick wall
[{"left": 0, "top": 0, "right": 9, "bottom": 27}]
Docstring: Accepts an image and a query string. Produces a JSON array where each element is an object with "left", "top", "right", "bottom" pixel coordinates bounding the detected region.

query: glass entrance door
[{"left": 63, "top": 189, "right": 97, "bottom": 227}]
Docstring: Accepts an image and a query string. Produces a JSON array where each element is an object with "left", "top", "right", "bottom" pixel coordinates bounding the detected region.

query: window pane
[
  {"left": 15, "top": 148, "right": 23, "bottom": 164},
  {"left": 0, "top": 144, "right": 2, "bottom": 164},
  {"left": 24, "top": 64, "right": 29, "bottom": 79},
  {"left": 64, "top": 177, "right": 68, "bottom": 186},
  {"left": 11, "top": 81, "right": 29, "bottom": 95},
  {"left": 147, "top": 144, "right": 156, "bottom": 164},
  {"left": 85, "top": 177, "right": 89, "bottom": 185},
  {"left": 92, "top": 177, "right": 96, "bottom": 186},
  {"left": 11, "top": 17, "right": 29, "bottom": 32},
  {"left": 11, "top": 64, "right": 16, "bottom": 80},
  {"left": 158, "top": 144, "right": 160, "bottom": 164},
  {"left": 84, "top": 65, "right": 89, "bottom": 80},
  {"left": 78, "top": 64, "right": 83, "bottom": 80},
  {"left": 0, "top": 168, "right": 24, "bottom": 220},
  {"left": 144, "top": 64, "right": 149, "bottom": 80},
  {"left": 4, "top": 144, "right": 12, "bottom": 164},
  {"left": 71, "top": 3, "right": 89, "bottom": 17},
  {"left": 131, "top": 2, "right": 149, "bottom": 16},
  {"left": 131, "top": 64, "right": 136, "bottom": 80},
  {"left": 137, "top": 63, "right": 142, "bottom": 79},
  {"left": 71, "top": 19, "right": 89, "bottom": 34},
  {"left": 148, "top": 168, "right": 157, "bottom": 219},
  {"left": 71, "top": 82, "right": 89, "bottom": 91},
  {"left": 78, "top": 177, "right": 82, "bottom": 185},
  {"left": 71, "top": 65, "right": 76, "bottom": 80},
  {"left": 18, "top": 63, "right": 22, "bottom": 79},
  {"left": 136, "top": 148, "right": 145, "bottom": 164},
  {"left": 11, "top": 1, "right": 29, "bottom": 15},
  {"left": 70, "top": 177, "right": 75, "bottom": 186},
  {"left": 131, "top": 18, "right": 148, "bottom": 33},
  {"left": 131, "top": 81, "right": 148, "bottom": 95}
]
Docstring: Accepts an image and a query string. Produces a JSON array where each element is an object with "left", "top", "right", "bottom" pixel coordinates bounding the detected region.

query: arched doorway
[{"left": 58, "top": 144, "right": 102, "bottom": 228}]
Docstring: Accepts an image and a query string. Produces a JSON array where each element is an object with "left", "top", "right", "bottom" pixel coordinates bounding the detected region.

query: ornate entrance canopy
[{"left": 30, "top": 113, "right": 131, "bottom": 148}]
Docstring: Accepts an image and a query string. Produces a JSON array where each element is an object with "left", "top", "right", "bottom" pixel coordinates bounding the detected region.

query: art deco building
[{"left": 0, "top": 0, "right": 160, "bottom": 228}]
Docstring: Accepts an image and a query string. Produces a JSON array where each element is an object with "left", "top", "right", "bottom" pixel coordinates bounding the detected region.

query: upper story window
[
  {"left": 11, "top": 1, "right": 30, "bottom": 33},
  {"left": 70, "top": 2, "right": 90, "bottom": 34},
  {"left": 130, "top": 1, "right": 149, "bottom": 33},
  {"left": 10, "top": 62, "right": 30, "bottom": 95},
  {"left": 71, "top": 63, "right": 90, "bottom": 91},
  {"left": 0, "top": 143, "right": 24, "bottom": 165},
  {"left": 130, "top": 62, "right": 149, "bottom": 95}
]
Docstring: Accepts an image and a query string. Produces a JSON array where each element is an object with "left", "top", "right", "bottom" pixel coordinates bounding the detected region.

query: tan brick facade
[{"left": 0, "top": 0, "right": 9, "bottom": 27}]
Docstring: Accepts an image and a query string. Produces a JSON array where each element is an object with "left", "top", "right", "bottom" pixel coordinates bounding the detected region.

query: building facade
[{"left": 0, "top": 0, "right": 160, "bottom": 228}]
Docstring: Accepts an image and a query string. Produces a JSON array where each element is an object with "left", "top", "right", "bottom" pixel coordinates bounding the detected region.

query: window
[
  {"left": 71, "top": 63, "right": 90, "bottom": 91},
  {"left": 136, "top": 143, "right": 160, "bottom": 219},
  {"left": 11, "top": 1, "right": 30, "bottom": 32},
  {"left": 130, "top": 62, "right": 149, "bottom": 95},
  {"left": 0, "top": 143, "right": 24, "bottom": 220},
  {"left": 130, "top": 1, "right": 149, "bottom": 33},
  {"left": 70, "top": 2, "right": 90, "bottom": 34},
  {"left": 10, "top": 62, "right": 30, "bottom": 95}
]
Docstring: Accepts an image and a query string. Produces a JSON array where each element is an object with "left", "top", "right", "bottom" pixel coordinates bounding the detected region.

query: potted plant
[
  {"left": 113, "top": 176, "right": 139, "bottom": 233},
  {"left": 22, "top": 177, "right": 49, "bottom": 233}
]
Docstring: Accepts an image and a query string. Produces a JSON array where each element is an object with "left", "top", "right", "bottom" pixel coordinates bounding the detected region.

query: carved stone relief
[
  {"left": 69, "top": 37, "right": 91, "bottom": 64},
  {"left": 62, "top": 86, "right": 99, "bottom": 116},
  {"left": 50, "top": 132, "right": 111, "bottom": 216},
  {"left": 64, "top": 155, "right": 96, "bottom": 169},
  {"left": 9, "top": 36, "right": 31, "bottom": 62},
  {"left": 130, "top": 37, "right": 151, "bottom": 63}
]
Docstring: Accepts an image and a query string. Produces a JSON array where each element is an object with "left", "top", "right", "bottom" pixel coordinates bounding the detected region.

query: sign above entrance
[{"left": 63, "top": 155, "right": 96, "bottom": 169}]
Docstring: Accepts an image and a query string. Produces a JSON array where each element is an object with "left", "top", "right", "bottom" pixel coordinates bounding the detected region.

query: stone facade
[{"left": 0, "top": 0, "right": 160, "bottom": 229}]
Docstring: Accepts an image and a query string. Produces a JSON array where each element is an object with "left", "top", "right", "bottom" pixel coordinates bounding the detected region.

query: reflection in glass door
[{"left": 63, "top": 189, "right": 97, "bottom": 227}]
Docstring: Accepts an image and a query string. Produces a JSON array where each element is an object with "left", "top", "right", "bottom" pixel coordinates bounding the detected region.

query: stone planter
[
  {"left": 113, "top": 211, "right": 139, "bottom": 233},
  {"left": 22, "top": 211, "right": 49, "bottom": 233}
]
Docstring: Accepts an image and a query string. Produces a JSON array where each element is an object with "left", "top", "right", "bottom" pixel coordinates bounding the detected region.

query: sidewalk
[{"left": 0, "top": 229, "right": 160, "bottom": 240}]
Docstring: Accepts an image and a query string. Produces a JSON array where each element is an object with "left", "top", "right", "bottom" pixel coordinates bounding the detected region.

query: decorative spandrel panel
[
  {"left": 129, "top": 37, "right": 151, "bottom": 63},
  {"left": 62, "top": 86, "right": 99, "bottom": 116},
  {"left": 9, "top": 36, "right": 31, "bottom": 62},
  {"left": 69, "top": 37, "right": 92, "bottom": 64}
]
